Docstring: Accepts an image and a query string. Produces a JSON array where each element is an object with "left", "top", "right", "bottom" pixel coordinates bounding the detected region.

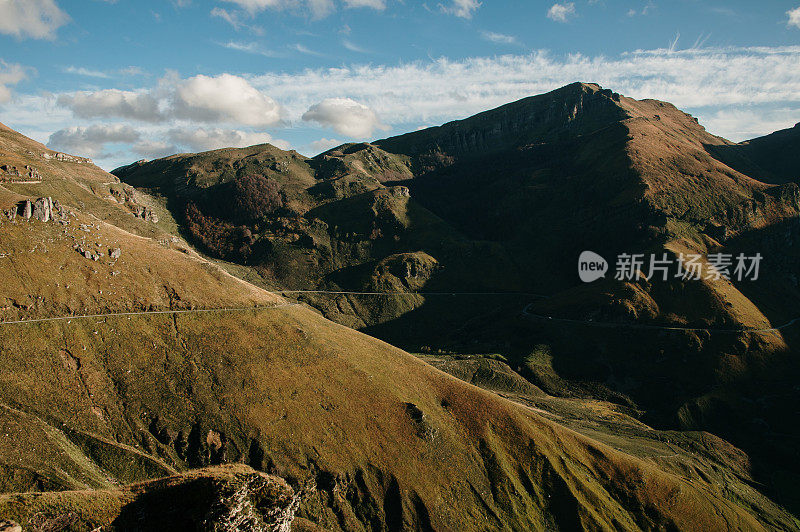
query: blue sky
[{"left": 1, "top": 0, "right": 800, "bottom": 170}]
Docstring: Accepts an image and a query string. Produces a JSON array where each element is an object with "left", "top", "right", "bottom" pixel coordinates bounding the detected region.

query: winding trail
[{"left": 2, "top": 292, "right": 797, "bottom": 335}]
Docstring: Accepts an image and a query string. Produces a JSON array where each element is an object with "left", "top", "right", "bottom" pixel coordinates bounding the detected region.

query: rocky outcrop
[
  {"left": 39, "top": 151, "right": 92, "bottom": 164},
  {"left": 0, "top": 164, "right": 40, "bottom": 182},
  {"left": 133, "top": 205, "right": 159, "bottom": 223},
  {"left": 14, "top": 197, "right": 67, "bottom": 223}
]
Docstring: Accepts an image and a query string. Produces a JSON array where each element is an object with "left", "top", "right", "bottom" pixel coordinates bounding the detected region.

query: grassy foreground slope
[{"left": 0, "top": 128, "right": 796, "bottom": 529}]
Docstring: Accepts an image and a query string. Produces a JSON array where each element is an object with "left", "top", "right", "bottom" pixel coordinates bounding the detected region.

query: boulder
[
  {"left": 31, "top": 197, "right": 53, "bottom": 222},
  {"left": 110, "top": 247, "right": 121, "bottom": 260}
]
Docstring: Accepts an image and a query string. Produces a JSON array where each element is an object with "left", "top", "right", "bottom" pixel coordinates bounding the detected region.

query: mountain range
[{"left": 0, "top": 82, "right": 798, "bottom": 530}]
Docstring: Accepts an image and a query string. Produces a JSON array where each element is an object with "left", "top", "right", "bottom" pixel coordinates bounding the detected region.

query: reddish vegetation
[
  {"left": 228, "top": 173, "right": 283, "bottom": 223},
  {"left": 184, "top": 174, "right": 283, "bottom": 262},
  {"left": 185, "top": 202, "right": 259, "bottom": 262}
]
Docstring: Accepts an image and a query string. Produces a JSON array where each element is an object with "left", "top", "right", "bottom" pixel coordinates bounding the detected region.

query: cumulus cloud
[
  {"left": 480, "top": 31, "right": 517, "bottom": 45},
  {"left": 302, "top": 98, "right": 386, "bottom": 138},
  {"left": 47, "top": 124, "right": 140, "bottom": 158},
  {"left": 167, "top": 127, "right": 288, "bottom": 152},
  {"left": 57, "top": 89, "right": 163, "bottom": 122},
  {"left": 0, "top": 61, "right": 28, "bottom": 104},
  {"left": 788, "top": 6, "right": 800, "bottom": 29},
  {"left": 441, "top": 0, "right": 480, "bottom": 18},
  {"left": 0, "top": 0, "right": 69, "bottom": 40},
  {"left": 547, "top": 2, "right": 575, "bottom": 22},
  {"left": 172, "top": 74, "right": 282, "bottom": 126}
]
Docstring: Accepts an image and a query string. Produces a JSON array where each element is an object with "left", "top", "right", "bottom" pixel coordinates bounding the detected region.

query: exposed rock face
[
  {"left": 109, "top": 247, "right": 121, "bottom": 260},
  {"left": 20, "top": 200, "right": 31, "bottom": 220}
]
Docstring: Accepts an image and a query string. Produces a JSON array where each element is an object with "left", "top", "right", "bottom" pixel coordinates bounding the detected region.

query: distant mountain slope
[
  {"left": 708, "top": 122, "right": 800, "bottom": 184},
  {"left": 3, "top": 124, "right": 796, "bottom": 529}
]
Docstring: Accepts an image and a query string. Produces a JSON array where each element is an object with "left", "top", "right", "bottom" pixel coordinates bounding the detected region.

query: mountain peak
[{"left": 374, "top": 82, "right": 627, "bottom": 162}]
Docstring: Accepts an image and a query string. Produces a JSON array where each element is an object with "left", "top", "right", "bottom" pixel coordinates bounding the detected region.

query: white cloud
[
  {"left": 132, "top": 140, "right": 178, "bottom": 159},
  {"left": 302, "top": 98, "right": 386, "bottom": 138},
  {"left": 547, "top": 2, "right": 575, "bottom": 22},
  {"left": 441, "top": 0, "right": 480, "bottom": 18},
  {"left": 167, "top": 127, "right": 289, "bottom": 152},
  {"left": 788, "top": 6, "right": 800, "bottom": 29},
  {"left": 172, "top": 74, "right": 282, "bottom": 126},
  {"left": 57, "top": 89, "right": 163, "bottom": 122},
  {"left": 0, "top": 61, "right": 28, "bottom": 104},
  {"left": 480, "top": 31, "right": 517, "bottom": 45},
  {"left": 47, "top": 124, "right": 140, "bottom": 158},
  {"left": 305, "top": 137, "right": 342, "bottom": 154},
  {"left": 0, "top": 0, "right": 69, "bottom": 40},
  {"left": 343, "top": 0, "right": 385, "bottom": 9}
]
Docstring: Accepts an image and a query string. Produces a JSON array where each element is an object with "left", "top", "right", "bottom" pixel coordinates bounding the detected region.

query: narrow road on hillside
[{"left": 0, "top": 303, "right": 301, "bottom": 326}]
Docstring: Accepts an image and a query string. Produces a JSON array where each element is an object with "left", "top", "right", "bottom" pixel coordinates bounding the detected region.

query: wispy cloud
[
  {"left": 480, "top": 31, "right": 518, "bottom": 45},
  {"left": 342, "top": 39, "right": 371, "bottom": 53},
  {"left": 292, "top": 43, "right": 324, "bottom": 56},
  {"left": 219, "top": 41, "right": 279, "bottom": 57},
  {"left": 668, "top": 31, "right": 680, "bottom": 53},
  {"left": 63, "top": 66, "right": 110, "bottom": 79}
]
